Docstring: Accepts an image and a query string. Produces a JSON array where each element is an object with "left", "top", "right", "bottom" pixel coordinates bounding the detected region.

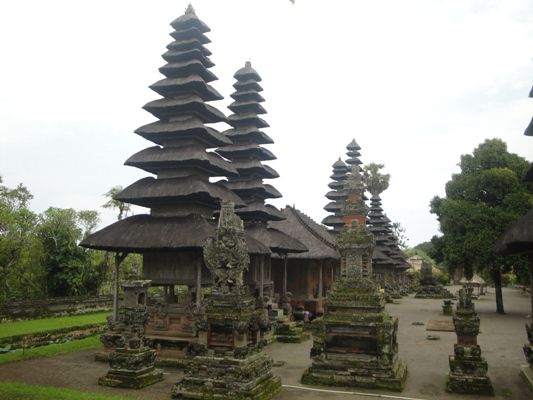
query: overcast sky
[{"left": 1, "top": 0, "right": 532, "bottom": 246}]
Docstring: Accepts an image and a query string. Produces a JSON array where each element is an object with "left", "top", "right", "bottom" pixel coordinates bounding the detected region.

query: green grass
[
  {"left": 0, "top": 382, "right": 137, "bottom": 400},
  {"left": 0, "top": 312, "right": 110, "bottom": 339},
  {"left": 0, "top": 335, "right": 102, "bottom": 365}
]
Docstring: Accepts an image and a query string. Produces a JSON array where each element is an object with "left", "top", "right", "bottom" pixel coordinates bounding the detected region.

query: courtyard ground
[{"left": 0, "top": 286, "right": 531, "bottom": 400}]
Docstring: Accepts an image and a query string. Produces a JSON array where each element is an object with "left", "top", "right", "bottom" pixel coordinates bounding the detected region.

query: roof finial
[
  {"left": 185, "top": 3, "right": 196, "bottom": 15},
  {"left": 245, "top": 60, "right": 252, "bottom": 68}
]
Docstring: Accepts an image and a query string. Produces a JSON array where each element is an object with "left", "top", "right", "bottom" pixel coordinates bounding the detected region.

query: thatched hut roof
[
  {"left": 80, "top": 214, "right": 270, "bottom": 254},
  {"left": 245, "top": 224, "right": 307, "bottom": 254},
  {"left": 270, "top": 206, "right": 339, "bottom": 260},
  {"left": 494, "top": 209, "right": 533, "bottom": 255}
]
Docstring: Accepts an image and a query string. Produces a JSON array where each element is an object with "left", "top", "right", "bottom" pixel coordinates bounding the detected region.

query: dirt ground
[{"left": 0, "top": 286, "right": 531, "bottom": 400}]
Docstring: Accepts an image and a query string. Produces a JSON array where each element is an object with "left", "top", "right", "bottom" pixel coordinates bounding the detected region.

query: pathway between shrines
[{"left": 0, "top": 287, "right": 530, "bottom": 400}]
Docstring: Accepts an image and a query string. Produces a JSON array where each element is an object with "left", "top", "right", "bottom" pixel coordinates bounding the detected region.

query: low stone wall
[{"left": 0, "top": 295, "right": 113, "bottom": 320}]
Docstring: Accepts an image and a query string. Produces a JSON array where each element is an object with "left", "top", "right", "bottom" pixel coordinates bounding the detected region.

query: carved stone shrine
[
  {"left": 415, "top": 261, "right": 453, "bottom": 299},
  {"left": 99, "top": 280, "right": 163, "bottom": 389},
  {"left": 302, "top": 217, "right": 407, "bottom": 391},
  {"left": 172, "top": 201, "right": 281, "bottom": 399},
  {"left": 446, "top": 287, "right": 494, "bottom": 395}
]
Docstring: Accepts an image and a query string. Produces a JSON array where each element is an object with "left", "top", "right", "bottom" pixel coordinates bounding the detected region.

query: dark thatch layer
[
  {"left": 149, "top": 75, "right": 223, "bottom": 100},
  {"left": 223, "top": 127, "right": 273, "bottom": 145},
  {"left": 144, "top": 95, "right": 226, "bottom": 122},
  {"left": 234, "top": 203, "right": 285, "bottom": 222},
  {"left": 162, "top": 48, "right": 214, "bottom": 66},
  {"left": 216, "top": 144, "right": 276, "bottom": 161},
  {"left": 230, "top": 90, "right": 265, "bottom": 103},
  {"left": 125, "top": 145, "right": 237, "bottom": 177},
  {"left": 116, "top": 176, "right": 244, "bottom": 208},
  {"left": 80, "top": 214, "right": 270, "bottom": 254},
  {"left": 171, "top": 5, "right": 210, "bottom": 32},
  {"left": 321, "top": 215, "right": 344, "bottom": 225},
  {"left": 233, "top": 63, "right": 262, "bottom": 82},
  {"left": 228, "top": 100, "right": 266, "bottom": 115},
  {"left": 494, "top": 209, "right": 533, "bottom": 255},
  {"left": 525, "top": 117, "right": 533, "bottom": 137},
  {"left": 346, "top": 139, "right": 361, "bottom": 151},
  {"left": 134, "top": 118, "right": 231, "bottom": 148},
  {"left": 245, "top": 224, "right": 307, "bottom": 254},
  {"left": 159, "top": 59, "right": 217, "bottom": 82},
  {"left": 270, "top": 206, "right": 339, "bottom": 260},
  {"left": 168, "top": 27, "right": 210, "bottom": 45},
  {"left": 230, "top": 160, "right": 279, "bottom": 179},
  {"left": 220, "top": 180, "right": 282, "bottom": 199},
  {"left": 228, "top": 113, "right": 269, "bottom": 129}
]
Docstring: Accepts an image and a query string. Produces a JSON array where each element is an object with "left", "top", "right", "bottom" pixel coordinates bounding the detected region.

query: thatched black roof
[
  {"left": 233, "top": 203, "right": 285, "bottom": 222},
  {"left": 149, "top": 76, "right": 223, "bottom": 100},
  {"left": 230, "top": 90, "right": 265, "bottom": 103},
  {"left": 81, "top": 214, "right": 269, "bottom": 255},
  {"left": 220, "top": 180, "right": 282, "bottom": 199},
  {"left": 494, "top": 209, "right": 533, "bottom": 255},
  {"left": 116, "top": 176, "right": 244, "bottom": 208},
  {"left": 270, "top": 206, "right": 339, "bottom": 260},
  {"left": 230, "top": 160, "right": 279, "bottom": 179},
  {"left": 125, "top": 145, "right": 237, "bottom": 177},
  {"left": 159, "top": 58, "right": 216, "bottom": 80},
  {"left": 346, "top": 139, "right": 361, "bottom": 151},
  {"left": 134, "top": 118, "right": 231, "bottom": 148},
  {"left": 144, "top": 95, "right": 226, "bottom": 122},
  {"left": 233, "top": 62, "right": 262, "bottom": 82},
  {"left": 217, "top": 143, "right": 276, "bottom": 161},
  {"left": 245, "top": 224, "right": 307, "bottom": 254},
  {"left": 170, "top": 5, "right": 209, "bottom": 32},
  {"left": 223, "top": 126, "right": 273, "bottom": 145}
]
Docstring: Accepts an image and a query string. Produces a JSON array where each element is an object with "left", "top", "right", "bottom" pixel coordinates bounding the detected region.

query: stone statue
[{"left": 203, "top": 201, "right": 249, "bottom": 294}]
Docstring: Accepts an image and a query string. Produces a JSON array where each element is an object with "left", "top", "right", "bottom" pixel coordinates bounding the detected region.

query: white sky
[{"left": 0, "top": 0, "right": 532, "bottom": 246}]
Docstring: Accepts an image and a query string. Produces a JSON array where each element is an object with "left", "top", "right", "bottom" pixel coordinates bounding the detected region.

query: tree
[
  {"left": 392, "top": 222, "right": 409, "bottom": 250},
  {"left": 102, "top": 186, "right": 131, "bottom": 221},
  {"left": 431, "top": 139, "right": 533, "bottom": 313},
  {"left": 0, "top": 177, "right": 45, "bottom": 300},
  {"left": 38, "top": 207, "right": 103, "bottom": 297},
  {"left": 363, "top": 163, "right": 390, "bottom": 195}
]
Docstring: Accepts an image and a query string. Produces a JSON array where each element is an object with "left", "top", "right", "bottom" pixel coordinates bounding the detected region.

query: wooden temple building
[{"left": 81, "top": 6, "right": 307, "bottom": 357}]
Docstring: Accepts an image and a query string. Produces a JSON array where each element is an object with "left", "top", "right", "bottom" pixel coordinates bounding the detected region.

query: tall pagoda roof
[
  {"left": 270, "top": 206, "right": 339, "bottom": 260},
  {"left": 125, "top": 145, "right": 238, "bottom": 176},
  {"left": 80, "top": 214, "right": 269, "bottom": 254}
]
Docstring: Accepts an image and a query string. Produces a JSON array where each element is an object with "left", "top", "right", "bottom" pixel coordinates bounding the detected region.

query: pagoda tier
[
  {"left": 346, "top": 139, "right": 362, "bottom": 166},
  {"left": 321, "top": 158, "right": 349, "bottom": 234},
  {"left": 217, "top": 62, "right": 284, "bottom": 223}
]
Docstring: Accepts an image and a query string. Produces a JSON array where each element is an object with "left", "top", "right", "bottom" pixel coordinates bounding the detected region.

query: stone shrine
[
  {"left": 446, "top": 287, "right": 494, "bottom": 395},
  {"left": 99, "top": 280, "right": 163, "bottom": 389},
  {"left": 302, "top": 161, "right": 407, "bottom": 391},
  {"left": 172, "top": 201, "right": 281, "bottom": 399},
  {"left": 415, "top": 260, "right": 453, "bottom": 299}
]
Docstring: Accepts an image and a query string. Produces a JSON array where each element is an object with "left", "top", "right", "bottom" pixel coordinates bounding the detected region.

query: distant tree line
[{"left": 0, "top": 177, "right": 139, "bottom": 301}]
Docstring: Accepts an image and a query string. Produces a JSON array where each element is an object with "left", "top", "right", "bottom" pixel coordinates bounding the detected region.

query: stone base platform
[
  {"left": 172, "top": 351, "right": 281, "bottom": 400},
  {"left": 520, "top": 365, "right": 533, "bottom": 392},
  {"left": 275, "top": 320, "right": 309, "bottom": 343},
  {"left": 446, "top": 373, "right": 494, "bottom": 396},
  {"left": 99, "top": 365, "right": 163, "bottom": 389},
  {"left": 301, "top": 355, "right": 408, "bottom": 392}
]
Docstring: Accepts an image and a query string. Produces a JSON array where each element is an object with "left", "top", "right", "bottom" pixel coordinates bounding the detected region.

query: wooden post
[
  {"left": 113, "top": 252, "right": 127, "bottom": 321},
  {"left": 259, "top": 256, "right": 264, "bottom": 300},
  {"left": 196, "top": 260, "right": 202, "bottom": 307},
  {"left": 283, "top": 254, "right": 288, "bottom": 295},
  {"left": 318, "top": 264, "right": 323, "bottom": 300},
  {"left": 529, "top": 254, "right": 533, "bottom": 324}
]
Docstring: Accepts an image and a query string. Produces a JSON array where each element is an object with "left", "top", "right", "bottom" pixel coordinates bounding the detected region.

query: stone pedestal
[
  {"left": 442, "top": 300, "right": 453, "bottom": 316},
  {"left": 99, "top": 280, "right": 163, "bottom": 389},
  {"left": 415, "top": 262, "right": 453, "bottom": 299},
  {"left": 302, "top": 277, "right": 407, "bottom": 391},
  {"left": 172, "top": 201, "right": 281, "bottom": 400},
  {"left": 274, "top": 318, "right": 309, "bottom": 343},
  {"left": 520, "top": 323, "right": 533, "bottom": 391},
  {"left": 446, "top": 287, "right": 493, "bottom": 395}
]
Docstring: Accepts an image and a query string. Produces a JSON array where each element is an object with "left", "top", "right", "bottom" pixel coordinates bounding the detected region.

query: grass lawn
[
  {"left": 0, "top": 312, "right": 110, "bottom": 339},
  {"left": 0, "top": 335, "right": 102, "bottom": 365},
  {"left": 0, "top": 382, "right": 138, "bottom": 400}
]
